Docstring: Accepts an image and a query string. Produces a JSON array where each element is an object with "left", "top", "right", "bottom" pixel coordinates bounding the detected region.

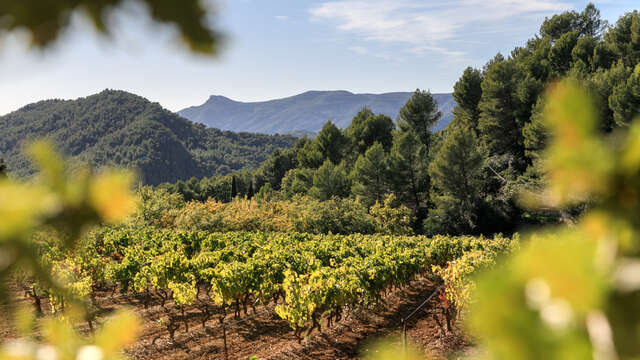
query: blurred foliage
[
  {"left": 468, "top": 81, "right": 640, "bottom": 359},
  {"left": 0, "top": 0, "right": 223, "bottom": 54},
  {"left": 362, "top": 338, "right": 424, "bottom": 360},
  {"left": 0, "top": 141, "right": 139, "bottom": 360}
]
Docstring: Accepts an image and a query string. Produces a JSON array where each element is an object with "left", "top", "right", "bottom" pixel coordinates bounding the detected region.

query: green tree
[
  {"left": 257, "top": 148, "right": 297, "bottom": 190},
  {"left": 281, "top": 168, "right": 314, "bottom": 198},
  {"left": 309, "top": 160, "right": 350, "bottom": 201},
  {"left": 389, "top": 131, "right": 428, "bottom": 213},
  {"left": 452, "top": 67, "right": 483, "bottom": 130},
  {"left": 247, "top": 181, "right": 254, "bottom": 198},
  {"left": 351, "top": 142, "right": 390, "bottom": 206},
  {"left": 540, "top": 8, "right": 583, "bottom": 40},
  {"left": 346, "top": 108, "right": 395, "bottom": 154},
  {"left": 0, "top": 156, "right": 6, "bottom": 178},
  {"left": 549, "top": 30, "right": 580, "bottom": 75},
  {"left": 523, "top": 98, "right": 550, "bottom": 162},
  {"left": 477, "top": 54, "right": 528, "bottom": 168},
  {"left": 314, "top": 120, "right": 348, "bottom": 164},
  {"left": 571, "top": 36, "right": 598, "bottom": 71},
  {"left": 0, "top": 0, "right": 223, "bottom": 54},
  {"left": 231, "top": 175, "right": 238, "bottom": 198},
  {"left": 427, "top": 126, "right": 485, "bottom": 235},
  {"left": 588, "top": 61, "right": 632, "bottom": 131},
  {"left": 540, "top": 3, "right": 605, "bottom": 40},
  {"left": 604, "top": 10, "right": 640, "bottom": 67},
  {"left": 296, "top": 138, "right": 324, "bottom": 168},
  {"left": 610, "top": 64, "right": 640, "bottom": 127},
  {"left": 396, "top": 89, "right": 441, "bottom": 147}
]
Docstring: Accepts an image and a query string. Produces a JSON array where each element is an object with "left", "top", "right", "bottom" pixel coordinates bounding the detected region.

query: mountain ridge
[
  {"left": 0, "top": 89, "right": 297, "bottom": 185},
  {"left": 179, "top": 90, "right": 455, "bottom": 135}
]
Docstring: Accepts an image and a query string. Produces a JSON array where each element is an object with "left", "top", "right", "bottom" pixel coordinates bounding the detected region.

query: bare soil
[{"left": 3, "top": 277, "right": 472, "bottom": 360}]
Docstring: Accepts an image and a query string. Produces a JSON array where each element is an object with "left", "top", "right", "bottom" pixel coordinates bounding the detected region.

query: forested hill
[
  {"left": 0, "top": 90, "right": 297, "bottom": 185},
  {"left": 178, "top": 90, "right": 455, "bottom": 134}
]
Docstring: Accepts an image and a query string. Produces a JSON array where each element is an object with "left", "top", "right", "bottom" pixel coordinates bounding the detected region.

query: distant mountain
[
  {"left": 178, "top": 90, "right": 455, "bottom": 134},
  {"left": 0, "top": 90, "right": 296, "bottom": 185}
]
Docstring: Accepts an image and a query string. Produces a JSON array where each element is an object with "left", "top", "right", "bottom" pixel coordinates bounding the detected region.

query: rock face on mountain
[
  {"left": 179, "top": 90, "right": 455, "bottom": 135},
  {"left": 0, "top": 90, "right": 296, "bottom": 185}
]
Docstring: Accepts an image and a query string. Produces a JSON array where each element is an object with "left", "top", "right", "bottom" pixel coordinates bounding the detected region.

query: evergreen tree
[
  {"left": 389, "top": 131, "right": 428, "bottom": 216},
  {"left": 231, "top": 176, "right": 238, "bottom": 198},
  {"left": 281, "top": 168, "right": 314, "bottom": 198},
  {"left": 549, "top": 30, "right": 580, "bottom": 75},
  {"left": 258, "top": 148, "right": 297, "bottom": 190},
  {"left": 346, "top": 108, "right": 395, "bottom": 153},
  {"left": 427, "top": 126, "right": 485, "bottom": 235},
  {"left": 296, "top": 139, "right": 324, "bottom": 168},
  {"left": 477, "top": 54, "right": 528, "bottom": 169},
  {"left": 604, "top": 10, "right": 640, "bottom": 67},
  {"left": 309, "top": 160, "right": 350, "bottom": 201},
  {"left": 610, "top": 64, "right": 640, "bottom": 127},
  {"left": 0, "top": 157, "right": 5, "bottom": 178},
  {"left": 452, "top": 67, "right": 483, "bottom": 130},
  {"left": 247, "top": 181, "right": 254, "bottom": 198},
  {"left": 314, "top": 120, "right": 348, "bottom": 164},
  {"left": 397, "top": 89, "right": 441, "bottom": 148},
  {"left": 351, "top": 142, "right": 390, "bottom": 206},
  {"left": 522, "top": 98, "right": 550, "bottom": 162}
]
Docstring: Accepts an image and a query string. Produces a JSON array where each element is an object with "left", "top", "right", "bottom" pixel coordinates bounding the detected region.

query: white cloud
[
  {"left": 348, "top": 45, "right": 398, "bottom": 61},
  {"left": 310, "top": 0, "right": 572, "bottom": 59},
  {"left": 275, "top": 15, "right": 289, "bottom": 21}
]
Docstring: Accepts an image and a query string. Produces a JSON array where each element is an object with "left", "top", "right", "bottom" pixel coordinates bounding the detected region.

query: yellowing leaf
[{"left": 89, "top": 171, "right": 137, "bottom": 223}]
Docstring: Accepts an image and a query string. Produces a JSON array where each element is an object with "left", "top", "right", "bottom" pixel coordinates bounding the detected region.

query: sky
[{"left": 0, "top": 0, "right": 637, "bottom": 115}]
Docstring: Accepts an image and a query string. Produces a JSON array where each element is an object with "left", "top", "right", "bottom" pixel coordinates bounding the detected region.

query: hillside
[
  {"left": 0, "top": 90, "right": 296, "bottom": 185},
  {"left": 178, "top": 90, "right": 455, "bottom": 134}
]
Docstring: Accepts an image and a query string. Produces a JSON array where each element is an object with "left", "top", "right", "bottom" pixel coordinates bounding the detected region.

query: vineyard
[{"left": 11, "top": 229, "right": 516, "bottom": 358}]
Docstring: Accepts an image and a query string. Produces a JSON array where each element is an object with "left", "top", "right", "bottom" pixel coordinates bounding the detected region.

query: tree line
[{"left": 163, "top": 4, "right": 640, "bottom": 236}]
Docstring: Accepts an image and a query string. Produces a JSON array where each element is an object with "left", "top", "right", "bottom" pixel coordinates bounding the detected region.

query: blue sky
[{"left": 0, "top": 0, "right": 636, "bottom": 115}]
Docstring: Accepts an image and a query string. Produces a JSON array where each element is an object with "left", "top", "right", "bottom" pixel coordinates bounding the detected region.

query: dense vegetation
[
  {"left": 167, "top": 4, "right": 640, "bottom": 237},
  {"left": 22, "top": 220, "right": 514, "bottom": 341},
  {"left": 0, "top": 90, "right": 296, "bottom": 185}
]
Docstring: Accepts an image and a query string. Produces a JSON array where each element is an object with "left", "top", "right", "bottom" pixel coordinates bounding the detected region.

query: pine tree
[
  {"left": 389, "top": 131, "right": 428, "bottom": 212},
  {"left": 452, "top": 67, "right": 483, "bottom": 130},
  {"left": 314, "top": 120, "right": 348, "bottom": 164},
  {"left": 351, "top": 142, "right": 390, "bottom": 206},
  {"left": 610, "top": 63, "right": 640, "bottom": 127},
  {"left": 397, "top": 89, "right": 441, "bottom": 148},
  {"left": 477, "top": 54, "right": 529, "bottom": 169},
  {"left": 309, "top": 160, "right": 350, "bottom": 201},
  {"left": 0, "top": 157, "right": 5, "bottom": 178},
  {"left": 346, "top": 108, "right": 395, "bottom": 153},
  {"left": 427, "top": 126, "right": 485, "bottom": 235}
]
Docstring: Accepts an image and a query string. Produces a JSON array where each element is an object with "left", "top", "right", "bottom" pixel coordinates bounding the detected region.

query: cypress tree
[
  {"left": 231, "top": 175, "right": 238, "bottom": 199},
  {"left": 247, "top": 181, "right": 254, "bottom": 199}
]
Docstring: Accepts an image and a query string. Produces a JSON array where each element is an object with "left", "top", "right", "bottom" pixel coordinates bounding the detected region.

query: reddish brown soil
[{"left": 4, "top": 278, "right": 472, "bottom": 360}]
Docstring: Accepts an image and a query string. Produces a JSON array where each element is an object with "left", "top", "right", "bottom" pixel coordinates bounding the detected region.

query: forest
[
  {"left": 163, "top": 4, "right": 640, "bottom": 237},
  {"left": 0, "top": 90, "right": 296, "bottom": 185}
]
